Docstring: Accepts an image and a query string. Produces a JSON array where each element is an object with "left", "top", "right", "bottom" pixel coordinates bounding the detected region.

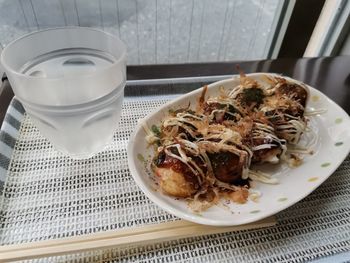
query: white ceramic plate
[{"left": 127, "top": 73, "right": 350, "bottom": 226}]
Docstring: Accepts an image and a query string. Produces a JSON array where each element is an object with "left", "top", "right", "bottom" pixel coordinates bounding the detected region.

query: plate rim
[{"left": 127, "top": 73, "right": 350, "bottom": 226}]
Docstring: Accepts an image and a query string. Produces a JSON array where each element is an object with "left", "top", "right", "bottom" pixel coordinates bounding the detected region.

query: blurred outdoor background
[{"left": 0, "top": 0, "right": 282, "bottom": 65}]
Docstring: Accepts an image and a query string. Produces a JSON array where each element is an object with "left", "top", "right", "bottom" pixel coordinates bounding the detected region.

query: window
[{"left": 0, "top": 0, "right": 295, "bottom": 65}]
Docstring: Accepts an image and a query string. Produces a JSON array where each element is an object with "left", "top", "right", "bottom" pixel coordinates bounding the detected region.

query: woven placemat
[{"left": 0, "top": 91, "right": 349, "bottom": 262}]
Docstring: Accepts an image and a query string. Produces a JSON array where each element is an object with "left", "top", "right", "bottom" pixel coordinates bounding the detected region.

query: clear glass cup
[{"left": 0, "top": 27, "right": 127, "bottom": 159}]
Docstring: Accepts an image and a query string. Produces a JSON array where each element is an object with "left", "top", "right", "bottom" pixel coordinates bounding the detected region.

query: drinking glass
[{"left": 1, "top": 27, "right": 127, "bottom": 159}]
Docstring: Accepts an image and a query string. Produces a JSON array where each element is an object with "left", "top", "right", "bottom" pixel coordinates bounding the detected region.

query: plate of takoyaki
[{"left": 128, "top": 72, "right": 350, "bottom": 226}]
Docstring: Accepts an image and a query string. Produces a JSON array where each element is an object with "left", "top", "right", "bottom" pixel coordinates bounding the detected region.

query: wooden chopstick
[{"left": 0, "top": 217, "right": 276, "bottom": 262}]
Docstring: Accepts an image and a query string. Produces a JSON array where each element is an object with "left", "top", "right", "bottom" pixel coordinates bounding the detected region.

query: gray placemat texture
[{"left": 0, "top": 90, "right": 349, "bottom": 262}]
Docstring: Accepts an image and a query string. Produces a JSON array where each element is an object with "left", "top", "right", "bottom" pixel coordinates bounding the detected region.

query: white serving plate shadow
[{"left": 127, "top": 73, "right": 350, "bottom": 226}]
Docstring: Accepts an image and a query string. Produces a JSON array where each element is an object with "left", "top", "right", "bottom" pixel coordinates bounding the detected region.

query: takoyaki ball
[
  {"left": 276, "top": 82, "right": 308, "bottom": 107},
  {"left": 153, "top": 150, "right": 201, "bottom": 198},
  {"left": 207, "top": 151, "right": 247, "bottom": 184}
]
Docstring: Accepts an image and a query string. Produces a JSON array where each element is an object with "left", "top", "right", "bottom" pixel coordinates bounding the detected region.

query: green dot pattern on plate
[
  {"left": 250, "top": 210, "right": 261, "bottom": 214},
  {"left": 137, "top": 153, "right": 145, "bottom": 162},
  {"left": 308, "top": 177, "right": 319, "bottom": 182},
  {"left": 311, "top": 95, "right": 320, "bottom": 102},
  {"left": 335, "top": 142, "right": 343, "bottom": 146},
  {"left": 335, "top": 118, "right": 343, "bottom": 124},
  {"left": 278, "top": 197, "right": 288, "bottom": 202},
  {"left": 321, "top": 162, "right": 331, "bottom": 168}
]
